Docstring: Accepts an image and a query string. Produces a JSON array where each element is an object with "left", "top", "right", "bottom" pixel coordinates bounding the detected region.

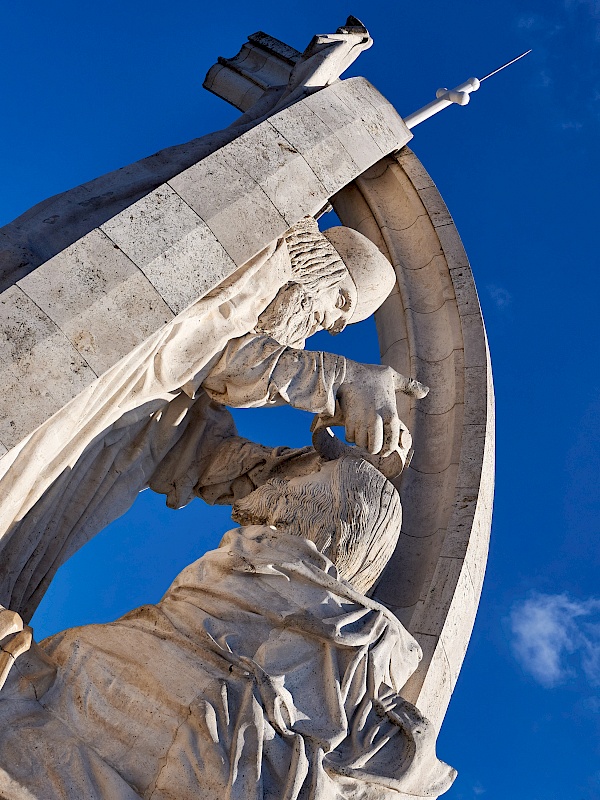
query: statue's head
[
  {"left": 256, "top": 217, "right": 396, "bottom": 347},
  {"left": 322, "top": 225, "right": 397, "bottom": 324},
  {"left": 231, "top": 456, "right": 401, "bottom": 595}
]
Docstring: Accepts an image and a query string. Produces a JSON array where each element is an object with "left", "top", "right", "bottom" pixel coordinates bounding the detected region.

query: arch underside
[{"left": 333, "top": 148, "right": 494, "bottom": 730}]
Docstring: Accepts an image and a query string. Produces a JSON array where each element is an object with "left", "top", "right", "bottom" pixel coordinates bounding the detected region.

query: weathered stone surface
[
  {"left": 399, "top": 465, "right": 459, "bottom": 538},
  {"left": 18, "top": 229, "right": 173, "bottom": 375},
  {"left": 0, "top": 286, "right": 96, "bottom": 449},
  {"left": 305, "top": 86, "right": 384, "bottom": 169},
  {"left": 397, "top": 149, "right": 435, "bottom": 191},
  {"left": 409, "top": 405, "right": 463, "bottom": 475},
  {"left": 418, "top": 188, "right": 454, "bottom": 229},
  {"left": 268, "top": 102, "right": 359, "bottom": 194},
  {"left": 132, "top": 223, "right": 238, "bottom": 315},
  {"left": 410, "top": 351, "right": 462, "bottom": 416},
  {"left": 169, "top": 147, "right": 289, "bottom": 267},
  {"left": 449, "top": 263, "right": 481, "bottom": 315},
  {"left": 100, "top": 185, "right": 203, "bottom": 269},
  {"left": 376, "top": 290, "right": 409, "bottom": 359},
  {"left": 407, "top": 305, "right": 457, "bottom": 364},
  {"left": 405, "top": 635, "right": 453, "bottom": 734},
  {"left": 398, "top": 255, "right": 450, "bottom": 315},
  {"left": 384, "top": 217, "right": 444, "bottom": 270},
  {"left": 333, "top": 148, "right": 494, "bottom": 732},
  {"left": 381, "top": 528, "right": 447, "bottom": 609},
  {"left": 0, "top": 77, "right": 412, "bottom": 455},
  {"left": 224, "top": 121, "right": 328, "bottom": 225}
]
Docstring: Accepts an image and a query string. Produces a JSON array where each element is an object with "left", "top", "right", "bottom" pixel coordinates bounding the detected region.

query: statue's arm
[
  {"left": 193, "top": 439, "right": 320, "bottom": 506},
  {"left": 201, "top": 333, "right": 346, "bottom": 417},
  {"left": 202, "top": 333, "right": 427, "bottom": 455},
  {"left": 147, "top": 391, "right": 320, "bottom": 508}
]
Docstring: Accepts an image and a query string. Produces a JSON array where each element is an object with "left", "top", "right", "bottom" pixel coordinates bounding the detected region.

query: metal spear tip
[{"left": 480, "top": 49, "right": 532, "bottom": 82}]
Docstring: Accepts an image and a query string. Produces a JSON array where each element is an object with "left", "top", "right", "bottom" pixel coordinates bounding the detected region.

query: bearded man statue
[{"left": 0, "top": 456, "right": 454, "bottom": 800}]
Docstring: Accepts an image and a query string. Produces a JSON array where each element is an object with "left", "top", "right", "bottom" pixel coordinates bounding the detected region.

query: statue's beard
[
  {"left": 231, "top": 479, "right": 293, "bottom": 528},
  {"left": 255, "top": 283, "right": 321, "bottom": 347},
  {"left": 231, "top": 478, "right": 334, "bottom": 554}
]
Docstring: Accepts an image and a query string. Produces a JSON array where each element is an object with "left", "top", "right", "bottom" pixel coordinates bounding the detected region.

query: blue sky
[{"left": 2, "top": 1, "right": 600, "bottom": 797}]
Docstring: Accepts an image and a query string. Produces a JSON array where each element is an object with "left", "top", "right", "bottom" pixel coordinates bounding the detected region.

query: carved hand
[
  {"left": 0, "top": 606, "right": 32, "bottom": 691},
  {"left": 336, "top": 361, "right": 428, "bottom": 456}
]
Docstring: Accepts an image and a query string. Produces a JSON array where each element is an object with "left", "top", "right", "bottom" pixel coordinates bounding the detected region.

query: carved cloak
[
  {"left": 0, "top": 243, "right": 286, "bottom": 617},
  {"left": 0, "top": 525, "right": 455, "bottom": 799}
]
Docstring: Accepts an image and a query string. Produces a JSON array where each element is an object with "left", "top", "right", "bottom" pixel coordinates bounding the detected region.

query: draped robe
[
  {"left": 0, "top": 242, "right": 345, "bottom": 620},
  {"left": 0, "top": 525, "right": 455, "bottom": 799}
]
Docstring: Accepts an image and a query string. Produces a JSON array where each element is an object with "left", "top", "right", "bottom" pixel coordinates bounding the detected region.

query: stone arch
[{"left": 333, "top": 147, "right": 494, "bottom": 729}]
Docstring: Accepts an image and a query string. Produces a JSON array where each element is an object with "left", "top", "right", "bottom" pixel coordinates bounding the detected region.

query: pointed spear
[{"left": 403, "top": 49, "right": 531, "bottom": 129}]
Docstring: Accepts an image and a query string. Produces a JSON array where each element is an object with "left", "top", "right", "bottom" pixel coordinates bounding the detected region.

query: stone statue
[
  {"left": 0, "top": 214, "right": 426, "bottom": 621},
  {"left": 0, "top": 16, "right": 497, "bottom": 798},
  {"left": 0, "top": 17, "right": 426, "bottom": 622},
  {"left": 0, "top": 453, "right": 454, "bottom": 799}
]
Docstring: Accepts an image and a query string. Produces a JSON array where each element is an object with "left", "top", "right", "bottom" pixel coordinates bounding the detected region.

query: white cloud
[
  {"left": 561, "top": 120, "right": 584, "bottom": 130},
  {"left": 473, "top": 783, "right": 486, "bottom": 796},
  {"left": 487, "top": 284, "right": 512, "bottom": 309},
  {"left": 514, "top": 3, "right": 600, "bottom": 126},
  {"left": 517, "top": 14, "right": 540, "bottom": 29},
  {"left": 510, "top": 593, "right": 600, "bottom": 687}
]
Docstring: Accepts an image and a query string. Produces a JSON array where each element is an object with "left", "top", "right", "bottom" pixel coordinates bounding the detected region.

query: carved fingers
[
  {"left": 367, "top": 414, "right": 384, "bottom": 455},
  {"left": 382, "top": 414, "right": 402, "bottom": 456},
  {"left": 0, "top": 607, "right": 32, "bottom": 691},
  {"left": 312, "top": 426, "right": 408, "bottom": 479},
  {"left": 338, "top": 361, "right": 426, "bottom": 456},
  {"left": 392, "top": 372, "right": 430, "bottom": 399}
]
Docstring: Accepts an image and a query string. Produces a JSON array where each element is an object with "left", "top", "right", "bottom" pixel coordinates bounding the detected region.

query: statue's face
[
  {"left": 311, "top": 272, "right": 357, "bottom": 336},
  {"left": 231, "top": 462, "right": 336, "bottom": 532},
  {"left": 256, "top": 271, "right": 357, "bottom": 347}
]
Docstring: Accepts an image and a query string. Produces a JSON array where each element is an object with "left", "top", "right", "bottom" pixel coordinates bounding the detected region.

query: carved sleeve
[{"left": 201, "top": 333, "right": 346, "bottom": 417}]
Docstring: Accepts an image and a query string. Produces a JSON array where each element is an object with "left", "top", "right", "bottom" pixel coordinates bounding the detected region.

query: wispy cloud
[
  {"left": 514, "top": 2, "right": 600, "bottom": 127},
  {"left": 487, "top": 284, "right": 512, "bottom": 309},
  {"left": 561, "top": 120, "right": 584, "bottom": 130},
  {"left": 510, "top": 593, "right": 600, "bottom": 687},
  {"left": 473, "top": 783, "right": 486, "bottom": 796},
  {"left": 564, "top": 0, "right": 600, "bottom": 20},
  {"left": 517, "top": 13, "right": 543, "bottom": 30},
  {"left": 582, "top": 695, "right": 600, "bottom": 714}
]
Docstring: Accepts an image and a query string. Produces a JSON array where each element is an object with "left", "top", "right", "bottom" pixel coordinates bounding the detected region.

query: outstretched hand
[
  {"left": 334, "top": 361, "right": 428, "bottom": 456},
  {"left": 391, "top": 371, "right": 429, "bottom": 400}
]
